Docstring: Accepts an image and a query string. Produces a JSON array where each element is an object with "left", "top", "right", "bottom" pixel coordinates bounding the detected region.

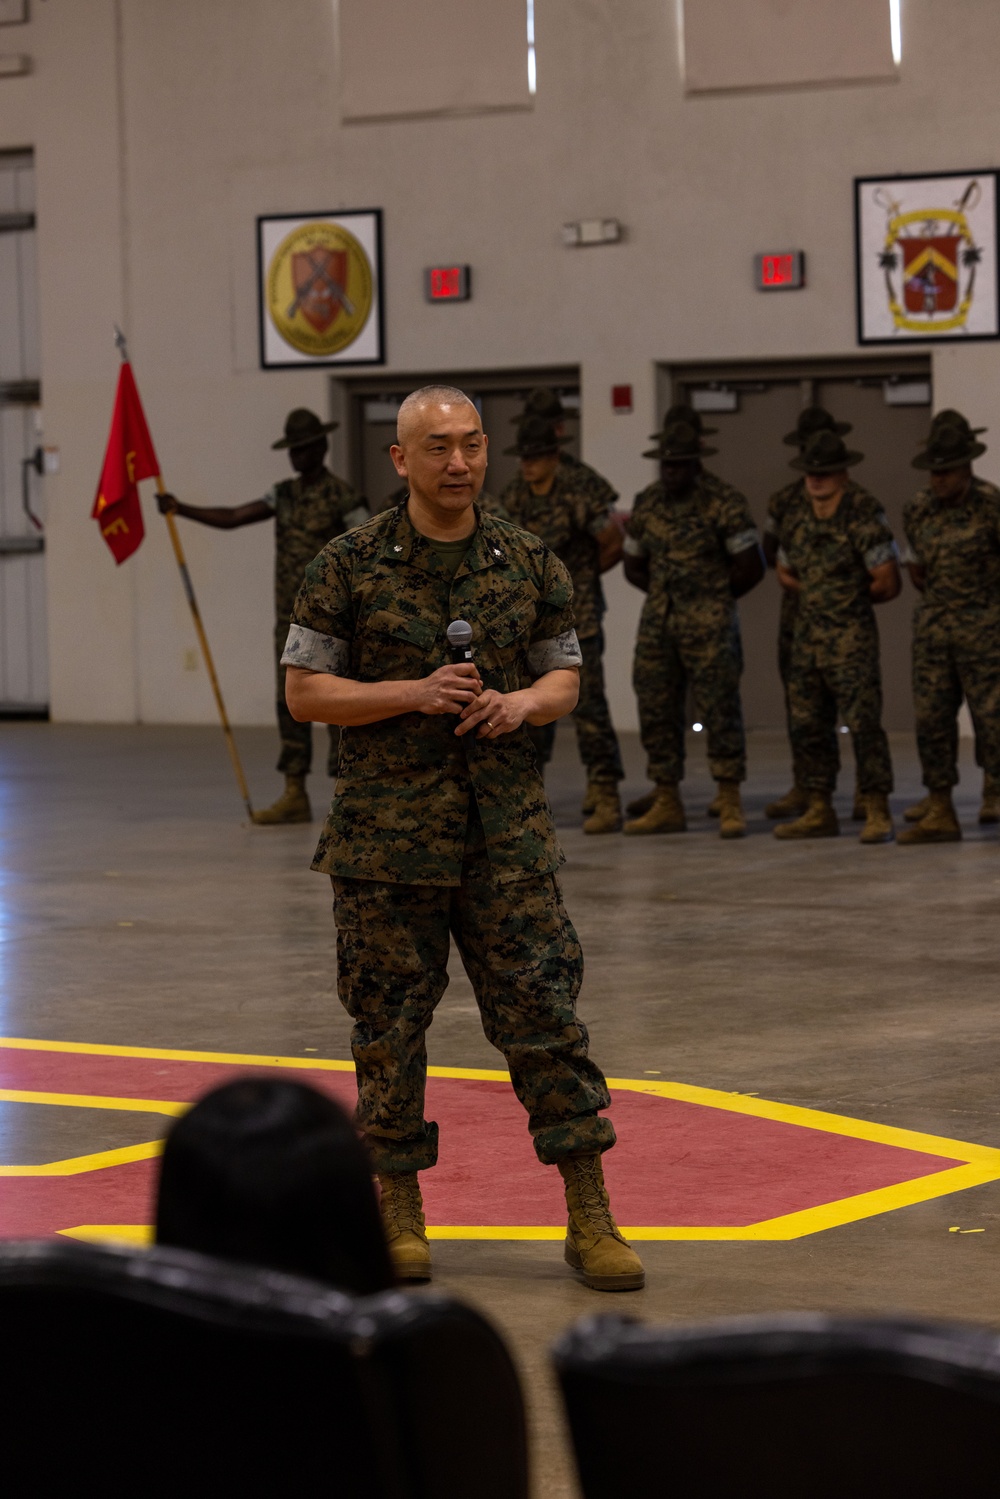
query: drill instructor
[
  {"left": 158, "top": 408, "right": 368, "bottom": 824},
  {"left": 283, "top": 386, "right": 644, "bottom": 1293}
]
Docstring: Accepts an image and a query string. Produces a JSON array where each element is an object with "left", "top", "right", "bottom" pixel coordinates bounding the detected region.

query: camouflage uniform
[
  {"left": 498, "top": 468, "right": 623, "bottom": 783},
  {"left": 902, "top": 476, "right": 1000, "bottom": 789},
  {"left": 282, "top": 503, "right": 614, "bottom": 1173},
  {"left": 778, "top": 482, "right": 896, "bottom": 795},
  {"left": 765, "top": 478, "right": 814, "bottom": 778},
  {"left": 264, "top": 468, "right": 367, "bottom": 777},
  {"left": 560, "top": 451, "right": 618, "bottom": 511},
  {"left": 624, "top": 472, "right": 758, "bottom": 785}
]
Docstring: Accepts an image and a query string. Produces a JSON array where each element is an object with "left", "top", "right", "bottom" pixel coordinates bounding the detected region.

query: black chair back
[
  {"left": 553, "top": 1311, "right": 1000, "bottom": 1497},
  {"left": 0, "top": 1238, "right": 527, "bottom": 1498}
]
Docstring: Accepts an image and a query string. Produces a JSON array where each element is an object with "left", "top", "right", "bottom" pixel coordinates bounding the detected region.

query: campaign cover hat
[
  {"left": 647, "top": 402, "right": 718, "bottom": 440},
  {"left": 912, "top": 423, "right": 987, "bottom": 471},
  {"left": 272, "top": 408, "right": 338, "bottom": 450},
  {"left": 927, "top": 408, "right": 987, "bottom": 439},
  {"left": 510, "top": 387, "right": 577, "bottom": 423},
  {"left": 643, "top": 420, "right": 716, "bottom": 461},
  {"left": 789, "top": 429, "right": 864, "bottom": 473},
  {"left": 504, "top": 415, "right": 568, "bottom": 458},
  {"left": 782, "top": 405, "right": 852, "bottom": 447}
]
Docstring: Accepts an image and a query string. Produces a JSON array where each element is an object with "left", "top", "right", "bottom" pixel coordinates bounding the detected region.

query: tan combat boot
[
  {"left": 706, "top": 789, "right": 722, "bottom": 817},
  {"left": 715, "top": 780, "right": 747, "bottom": 839},
  {"left": 583, "top": 783, "right": 623, "bottom": 835},
  {"left": 897, "top": 790, "right": 962, "bottom": 844},
  {"left": 980, "top": 776, "right": 1000, "bottom": 825},
  {"left": 852, "top": 785, "right": 866, "bottom": 822},
  {"left": 765, "top": 783, "right": 809, "bottom": 820},
  {"left": 251, "top": 774, "right": 312, "bottom": 825},
  {"left": 378, "top": 1172, "right": 432, "bottom": 1281},
  {"left": 625, "top": 789, "right": 656, "bottom": 818},
  {"left": 859, "top": 792, "right": 894, "bottom": 844},
  {"left": 581, "top": 783, "right": 597, "bottom": 815},
  {"left": 773, "top": 791, "right": 839, "bottom": 840},
  {"left": 623, "top": 783, "right": 686, "bottom": 835},
  {"left": 558, "top": 1154, "right": 645, "bottom": 1291},
  {"left": 904, "top": 793, "right": 933, "bottom": 823}
]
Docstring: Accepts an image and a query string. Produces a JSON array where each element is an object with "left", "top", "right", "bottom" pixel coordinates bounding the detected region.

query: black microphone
[{"left": 447, "top": 619, "right": 474, "bottom": 664}]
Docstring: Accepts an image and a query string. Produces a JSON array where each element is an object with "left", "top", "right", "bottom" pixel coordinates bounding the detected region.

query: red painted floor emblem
[{"left": 1, "top": 1038, "right": 998, "bottom": 1243}]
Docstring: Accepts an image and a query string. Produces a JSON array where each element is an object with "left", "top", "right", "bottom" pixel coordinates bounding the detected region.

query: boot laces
[
  {"left": 572, "top": 1157, "right": 622, "bottom": 1240},
  {"left": 380, "top": 1174, "right": 424, "bottom": 1234}
]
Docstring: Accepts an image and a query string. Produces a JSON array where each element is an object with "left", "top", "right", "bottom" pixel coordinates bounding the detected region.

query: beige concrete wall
[{"left": 0, "top": 0, "right": 998, "bottom": 730}]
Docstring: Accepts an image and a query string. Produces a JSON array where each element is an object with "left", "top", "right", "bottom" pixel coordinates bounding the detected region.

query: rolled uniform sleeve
[
  {"left": 852, "top": 502, "right": 899, "bottom": 571},
  {"left": 280, "top": 550, "right": 355, "bottom": 675},
  {"left": 525, "top": 550, "right": 583, "bottom": 676},
  {"left": 716, "top": 485, "right": 760, "bottom": 556},
  {"left": 624, "top": 495, "right": 650, "bottom": 557},
  {"left": 260, "top": 484, "right": 279, "bottom": 514}
]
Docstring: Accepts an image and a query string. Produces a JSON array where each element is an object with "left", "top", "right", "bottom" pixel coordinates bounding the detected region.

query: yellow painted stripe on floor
[
  {"left": 55, "top": 1161, "right": 1000, "bottom": 1244},
  {"left": 0, "top": 1035, "right": 357, "bottom": 1073},
  {"left": 0, "top": 1139, "right": 163, "bottom": 1177},
  {"left": 603, "top": 1077, "right": 1000, "bottom": 1165},
  {"left": 4, "top": 1036, "right": 1000, "bottom": 1178},
  {"left": 60, "top": 1224, "right": 153, "bottom": 1245},
  {"left": 0, "top": 1087, "right": 185, "bottom": 1116}
]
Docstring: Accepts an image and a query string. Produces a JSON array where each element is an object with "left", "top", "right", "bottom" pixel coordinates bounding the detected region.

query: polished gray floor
[{"left": 2, "top": 722, "right": 999, "bottom": 1496}]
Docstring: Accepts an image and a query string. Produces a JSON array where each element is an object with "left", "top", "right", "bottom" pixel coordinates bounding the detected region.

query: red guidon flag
[{"left": 92, "top": 362, "right": 160, "bottom": 564}]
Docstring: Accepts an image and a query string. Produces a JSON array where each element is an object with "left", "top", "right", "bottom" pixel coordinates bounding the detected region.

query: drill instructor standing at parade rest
[
  {"left": 158, "top": 408, "right": 368, "bottom": 825},
  {"left": 282, "top": 386, "right": 644, "bottom": 1292}
]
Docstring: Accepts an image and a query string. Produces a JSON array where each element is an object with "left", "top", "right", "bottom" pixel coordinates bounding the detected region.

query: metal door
[
  {"left": 0, "top": 149, "right": 46, "bottom": 715},
  {"left": 659, "top": 358, "right": 932, "bottom": 731},
  {"left": 338, "top": 368, "right": 580, "bottom": 510}
]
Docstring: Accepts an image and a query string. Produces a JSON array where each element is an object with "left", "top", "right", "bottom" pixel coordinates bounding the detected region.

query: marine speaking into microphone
[{"left": 280, "top": 383, "right": 645, "bottom": 1293}]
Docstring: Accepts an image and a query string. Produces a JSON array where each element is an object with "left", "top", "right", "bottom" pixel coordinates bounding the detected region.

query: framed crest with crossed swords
[
  {"left": 257, "top": 209, "right": 384, "bottom": 367},
  {"left": 855, "top": 170, "right": 1000, "bottom": 344}
]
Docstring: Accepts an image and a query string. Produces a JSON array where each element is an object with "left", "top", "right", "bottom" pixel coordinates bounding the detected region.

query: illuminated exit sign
[
  {"left": 754, "top": 251, "right": 805, "bottom": 290},
  {"left": 425, "top": 265, "right": 471, "bottom": 302}
]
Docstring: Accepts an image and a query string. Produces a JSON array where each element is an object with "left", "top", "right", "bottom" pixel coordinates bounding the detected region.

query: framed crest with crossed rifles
[
  {"left": 257, "top": 209, "right": 385, "bottom": 368},
  {"left": 855, "top": 170, "right": 1000, "bottom": 345}
]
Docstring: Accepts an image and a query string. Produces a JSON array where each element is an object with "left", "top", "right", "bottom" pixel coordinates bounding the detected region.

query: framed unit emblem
[
  {"left": 257, "top": 209, "right": 384, "bottom": 368},
  {"left": 855, "top": 171, "right": 1000, "bottom": 344}
]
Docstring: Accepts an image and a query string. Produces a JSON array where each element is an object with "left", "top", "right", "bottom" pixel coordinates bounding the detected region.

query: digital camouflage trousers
[
  {"left": 633, "top": 611, "right": 746, "bottom": 784},
  {"left": 787, "top": 624, "right": 892, "bottom": 796},
  {"left": 275, "top": 622, "right": 338, "bottom": 778},
  {"left": 777, "top": 590, "right": 809, "bottom": 785},
  {"left": 527, "top": 630, "right": 624, "bottom": 784},
  {"left": 331, "top": 819, "right": 615, "bottom": 1174},
  {"left": 912, "top": 616, "right": 1000, "bottom": 789}
]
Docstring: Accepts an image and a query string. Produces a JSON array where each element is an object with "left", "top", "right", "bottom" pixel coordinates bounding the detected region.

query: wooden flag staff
[{"left": 114, "top": 330, "right": 254, "bottom": 820}]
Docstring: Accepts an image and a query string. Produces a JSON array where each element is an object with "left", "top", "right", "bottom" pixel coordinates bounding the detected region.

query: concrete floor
[{"left": 2, "top": 721, "right": 1000, "bottom": 1496}]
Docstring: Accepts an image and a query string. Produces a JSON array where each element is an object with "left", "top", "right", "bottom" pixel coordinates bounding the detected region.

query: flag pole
[{"left": 114, "top": 329, "right": 255, "bottom": 820}]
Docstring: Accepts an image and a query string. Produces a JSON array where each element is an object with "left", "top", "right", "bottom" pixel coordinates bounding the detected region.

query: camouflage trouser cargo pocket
[
  {"left": 331, "top": 855, "right": 615, "bottom": 1174},
  {"left": 913, "top": 621, "right": 1000, "bottom": 789}
]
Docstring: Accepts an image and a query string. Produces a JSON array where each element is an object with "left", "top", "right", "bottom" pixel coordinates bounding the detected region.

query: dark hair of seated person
[{"left": 156, "top": 1077, "right": 394, "bottom": 1295}]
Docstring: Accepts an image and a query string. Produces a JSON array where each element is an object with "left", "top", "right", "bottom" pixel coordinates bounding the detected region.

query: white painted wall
[{"left": 0, "top": 0, "right": 997, "bottom": 729}]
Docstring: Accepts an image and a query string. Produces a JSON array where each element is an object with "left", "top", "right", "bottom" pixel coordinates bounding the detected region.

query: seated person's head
[{"left": 155, "top": 1077, "right": 393, "bottom": 1294}]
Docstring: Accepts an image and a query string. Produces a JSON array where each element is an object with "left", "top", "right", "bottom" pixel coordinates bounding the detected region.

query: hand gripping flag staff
[{"left": 92, "top": 329, "right": 254, "bottom": 819}]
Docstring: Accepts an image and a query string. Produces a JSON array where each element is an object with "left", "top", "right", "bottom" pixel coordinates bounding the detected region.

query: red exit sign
[
  {"left": 425, "top": 265, "right": 471, "bottom": 302},
  {"left": 754, "top": 251, "right": 805, "bottom": 290}
]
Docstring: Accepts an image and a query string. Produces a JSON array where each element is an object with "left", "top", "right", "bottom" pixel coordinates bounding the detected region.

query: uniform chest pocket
[
  {"left": 357, "top": 608, "right": 440, "bottom": 680},
  {"left": 364, "top": 608, "right": 439, "bottom": 650},
  {"left": 484, "top": 599, "right": 536, "bottom": 648}
]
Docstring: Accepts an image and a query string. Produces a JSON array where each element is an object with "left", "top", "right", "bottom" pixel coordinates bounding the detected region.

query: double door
[{"left": 661, "top": 358, "right": 933, "bottom": 731}]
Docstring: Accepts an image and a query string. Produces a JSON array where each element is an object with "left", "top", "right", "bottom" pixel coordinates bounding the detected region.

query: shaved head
[
  {"left": 390, "top": 385, "right": 488, "bottom": 529},
  {"left": 397, "top": 385, "right": 479, "bottom": 446}
]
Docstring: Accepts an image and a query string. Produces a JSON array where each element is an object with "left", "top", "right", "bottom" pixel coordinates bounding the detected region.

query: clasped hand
[{"left": 412, "top": 662, "right": 525, "bottom": 740}]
